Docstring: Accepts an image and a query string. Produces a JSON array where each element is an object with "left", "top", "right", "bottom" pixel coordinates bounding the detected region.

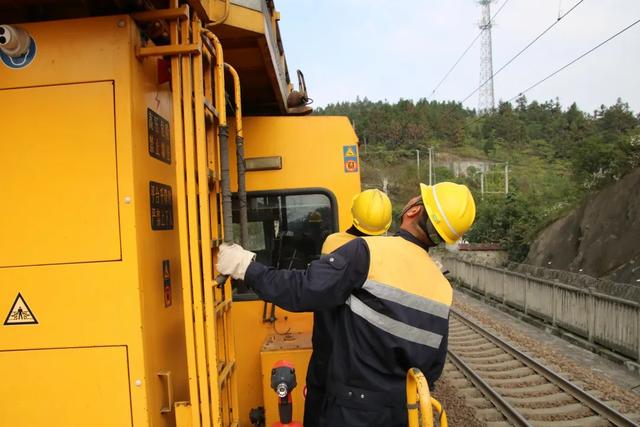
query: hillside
[
  {"left": 526, "top": 168, "right": 640, "bottom": 284},
  {"left": 317, "top": 97, "right": 640, "bottom": 261}
]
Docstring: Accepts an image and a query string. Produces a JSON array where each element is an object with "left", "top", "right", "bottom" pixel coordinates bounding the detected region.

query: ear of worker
[{"left": 217, "top": 243, "right": 256, "bottom": 280}]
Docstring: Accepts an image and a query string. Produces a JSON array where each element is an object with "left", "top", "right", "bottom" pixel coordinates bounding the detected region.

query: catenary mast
[{"left": 478, "top": 0, "right": 495, "bottom": 114}]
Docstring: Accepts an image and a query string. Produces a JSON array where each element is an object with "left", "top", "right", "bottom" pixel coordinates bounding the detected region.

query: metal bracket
[{"left": 157, "top": 371, "right": 174, "bottom": 414}]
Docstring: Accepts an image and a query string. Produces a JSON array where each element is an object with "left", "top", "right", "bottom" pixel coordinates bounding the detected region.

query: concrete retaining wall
[{"left": 442, "top": 256, "right": 640, "bottom": 362}]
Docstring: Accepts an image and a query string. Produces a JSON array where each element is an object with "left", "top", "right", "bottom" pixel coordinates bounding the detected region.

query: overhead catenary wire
[
  {"left": 460, "top": 0, "right": 586, "bottom": 105},
  {"left": 427, "top": 0, "right": 511, "bottom": 100},
  {"left": 365, "top": 16, "right": 640, "bottom": 158},
  {"left": 449, "top": 15, "right": 640, "bottom": 133},
  {"left": 506, "top": 17, "right": 640, "bottom": 103}
]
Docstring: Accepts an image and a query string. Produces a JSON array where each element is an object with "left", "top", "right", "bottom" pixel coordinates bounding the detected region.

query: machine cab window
[{"left": 232, "top": 190, "right": 338, "bottom": 281}]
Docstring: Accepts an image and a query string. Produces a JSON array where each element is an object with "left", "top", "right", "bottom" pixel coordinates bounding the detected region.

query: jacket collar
[{"left": 395, "top": 229, "right": 431, "bottom": 252}]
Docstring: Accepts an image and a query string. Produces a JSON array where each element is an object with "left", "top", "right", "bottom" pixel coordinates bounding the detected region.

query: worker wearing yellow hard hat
[
  {"left": 303, "top": 188, "right": 392, "bottom": 427},
  {"left": 217, "top": 182, "right": 476, "bottom": 427},
  {"left": 321, "top": 188, "right": 392, "bottom": 254},
  {"left": 399, "top": 182, "right": 476, "bottom": 245}
]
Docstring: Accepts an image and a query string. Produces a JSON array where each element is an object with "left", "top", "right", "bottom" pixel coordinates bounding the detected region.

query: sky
[{"left": 276, "top": 0, "right": 640, "bottom": 114}]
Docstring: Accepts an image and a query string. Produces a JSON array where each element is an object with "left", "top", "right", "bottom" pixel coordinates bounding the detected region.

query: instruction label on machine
[
  {"left": 150, "top": 181, "right": 173, "bottom": 230},
  {"left": 148, "top": 109, "right": 171, "bottom": 164},
  {"left": 343, "top": 145, "right": 359, "bottom": 173},
  {"left": 3, "top": 293, "right": 38, "bottom": 325}
]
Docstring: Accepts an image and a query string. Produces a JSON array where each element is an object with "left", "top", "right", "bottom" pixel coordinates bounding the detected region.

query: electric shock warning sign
[
  {"left": 3, "top": 293, "right": 38, "bottom": 326},
  {"left": 343, "top": 145, "right": 359, "bottom": 173},
  {"left": 150, "top": 181, "right": 173, "bottom": 230},
  {"left": 148, "top": 109, "right": 171, "bottom": 164}
]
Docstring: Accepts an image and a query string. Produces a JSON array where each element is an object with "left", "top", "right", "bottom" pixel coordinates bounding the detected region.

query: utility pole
[
  {"left": 505, "top": 161, "right": 509, "bottom": 194},
  {"left": 416, "top": 149, "right": 420, "bottom": 182},
  {"left": 478, "top": 0, "right": 495, "bottom": 114},
  {"left": 428, "top": 146, "right": 434, "bottom": 185},
  {"left": 480, "top": 170, "right": 485, "bottom": 199}
]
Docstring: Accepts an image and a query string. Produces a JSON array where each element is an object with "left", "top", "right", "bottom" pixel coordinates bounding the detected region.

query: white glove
[{"left": 216, "top": 243, "right": 256, "bottom": 280}]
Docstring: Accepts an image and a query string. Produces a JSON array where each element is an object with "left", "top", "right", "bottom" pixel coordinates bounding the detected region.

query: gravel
[{"left": 432, "top": 374, "right": 484, "bottom": 427}]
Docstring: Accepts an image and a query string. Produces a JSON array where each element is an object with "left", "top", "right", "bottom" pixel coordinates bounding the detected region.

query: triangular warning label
[
  {"left": 345, "top": 146, "right": 356, "bottom": 157},
  {"left": 4, "top": 293, "right": 38, "bottom": 325}
]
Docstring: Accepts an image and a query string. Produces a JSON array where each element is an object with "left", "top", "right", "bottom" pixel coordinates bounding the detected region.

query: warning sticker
[
  {"left": 4, "top": 293, "right": 38, "bottom": 325},
  {"left": 343, "top": 145, "right": 359, "bottom": 173},
  {"left": 344, "top": 146, "right": 356, "bottom": 157}
]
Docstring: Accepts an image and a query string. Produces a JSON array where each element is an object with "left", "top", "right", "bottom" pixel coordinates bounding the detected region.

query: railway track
[{"left": 446, "top": 308, "right": 639, "bottom": 427}]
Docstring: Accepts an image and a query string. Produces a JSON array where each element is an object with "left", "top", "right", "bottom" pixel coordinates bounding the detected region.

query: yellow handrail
[{"left": 406, "top": 368, "right": 448, "bottom": 427}]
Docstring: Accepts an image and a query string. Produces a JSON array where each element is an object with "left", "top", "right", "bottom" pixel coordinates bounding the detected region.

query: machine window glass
[
  {"left": 232, "top": 221, "right": 266, "bottom": 252},
  {"left": 231, "top": 190, "right": 338, "bottom": 296}
]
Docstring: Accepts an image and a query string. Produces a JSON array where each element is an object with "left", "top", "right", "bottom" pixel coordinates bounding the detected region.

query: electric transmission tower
[{"left": 478, "top": 0, "right": 495, "bottom": 114}]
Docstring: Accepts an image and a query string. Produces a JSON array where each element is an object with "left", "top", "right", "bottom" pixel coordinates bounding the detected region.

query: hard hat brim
[{"left": 420, "top": 183, "right": 457, "bottom": 244}]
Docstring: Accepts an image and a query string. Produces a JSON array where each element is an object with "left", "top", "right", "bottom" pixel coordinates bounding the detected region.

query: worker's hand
[{"left": 216, "top": 243, "right": 256, "bottom": 280}]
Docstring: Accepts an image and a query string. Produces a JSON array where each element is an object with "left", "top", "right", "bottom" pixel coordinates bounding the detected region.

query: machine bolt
[
  {"left": 134, "top": 379, "right": 142, "bottom": 387},
  {"left": 360, "top": 394, "right": 365, "bottom": 399},
  {"left": 329, "top": 257, "right": 335, "bottom": 262},
  {"left": 117, "top": 20, "right": 126, "bottom": 28},
  {"left": 124, "top": 196, "right": 132, "bottom": 204},
  {"left": 276, "top": 382, "right": 288, "bottom": 398}
]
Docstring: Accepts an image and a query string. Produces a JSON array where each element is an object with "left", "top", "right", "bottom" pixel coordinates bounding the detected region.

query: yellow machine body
[
  {"left": 229, "top": 116, "right": 360, "bottom": 425},
  {"left": 0, "top": 3, "right": 361, "bottom": 426},
  {"left": 0, "top": 15, "right": 187, "bottom": 427}
]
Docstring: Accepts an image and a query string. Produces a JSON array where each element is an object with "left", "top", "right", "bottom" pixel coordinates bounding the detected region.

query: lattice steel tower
[{"left": 478, "top": 0, "right": 495, "bottom": 114}]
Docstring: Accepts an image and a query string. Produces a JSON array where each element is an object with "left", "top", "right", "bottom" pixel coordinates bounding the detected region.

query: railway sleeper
[
  {"left": 474, "top": 407, "right": 509, "bottom": 422},
  {"left": 451, "top": 346, "right": 502, "bottom": 358},
  {"left": 448, "top": 337, "right": 488, "bottom": 346},
  {"left": 485, "top": 421, "right": 513, "bottom": 427},
  {"left": 486, "top": 373, "right": 547, "bottom": 387},
  {"left": 515, "top": 402, "right": 594, "bottom": 419},
  {"left": 530, "top": 416, "right": 612, "bottom": 427},
  {"left": 505, "top": 391, "right": 575, "bottom": 407},
  {"left": 464, "top": 358, "right": 521, "bottom": 371},
  {"left": 492, "top": 382, "right": 560, "bottom": 397},
  {"left": 468, "top": 366, "right": 534, "bottom": 380}
]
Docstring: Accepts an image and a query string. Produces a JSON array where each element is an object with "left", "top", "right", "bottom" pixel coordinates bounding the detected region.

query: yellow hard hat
[
  {"left": 351, "top": 189, "right": 392, "bottom": 236},
  {"left": 420, "top": 182, "right": 476, "bottom": 244},
  {"left": 308, "top": 210, "right": 323, "bottom": 223}
]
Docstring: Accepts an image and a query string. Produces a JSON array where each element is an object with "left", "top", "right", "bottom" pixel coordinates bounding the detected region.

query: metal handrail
[{"left": 406, "top": 368, "right": 448, "bottom": 427}]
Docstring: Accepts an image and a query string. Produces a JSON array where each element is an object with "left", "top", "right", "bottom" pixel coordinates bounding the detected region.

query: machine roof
[{"left": 0, "top": 0, "right": 299, "bottom": 115}]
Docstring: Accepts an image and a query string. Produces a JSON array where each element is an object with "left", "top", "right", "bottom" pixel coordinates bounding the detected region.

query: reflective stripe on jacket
[
  {"left": 351, "top": 235, "right": 451, "bottom": 349},
  {"left": 326, "top": 234, "right": 451, "bottom": 404}
]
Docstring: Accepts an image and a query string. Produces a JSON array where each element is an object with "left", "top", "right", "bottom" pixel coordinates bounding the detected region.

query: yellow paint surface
[
  {"left": 230, "top": 116, "right": 361, "bottom": 231},
  {"left": 0, "top": 81, "right": 120, "bottom": 267},
  {"left": 0, "top": 16, "right": 187, "bottom": 427},
  {"left": 0, "top": 346, "right": 132, "bottom": 426}
]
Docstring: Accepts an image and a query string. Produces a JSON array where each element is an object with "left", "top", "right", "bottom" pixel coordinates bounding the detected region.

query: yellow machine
[{"left": 0, "top": 1, "right": 444, "bottom": 426}]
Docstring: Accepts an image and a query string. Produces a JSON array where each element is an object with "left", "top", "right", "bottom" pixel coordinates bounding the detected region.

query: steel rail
[
  {"left": 450, "top": 308, "right": 639, "bottom": 427},
  {"left": 447, "top": 348, "right": 532, "bottom": 427}
]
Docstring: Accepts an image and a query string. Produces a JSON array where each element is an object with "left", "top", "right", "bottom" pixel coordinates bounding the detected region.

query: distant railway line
[{"left": 446, "top": 309, "right": 639, "bottom": 427}]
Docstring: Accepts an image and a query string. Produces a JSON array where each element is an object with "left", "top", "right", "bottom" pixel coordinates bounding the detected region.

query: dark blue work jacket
[{"left": 244, "top": 230, "right": 451, "bottom": 427}]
